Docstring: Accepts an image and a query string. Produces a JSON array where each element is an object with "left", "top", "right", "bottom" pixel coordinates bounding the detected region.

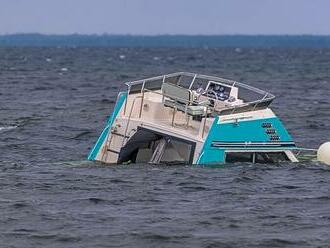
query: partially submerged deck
[{"left": 119, "top": 72, "right": 275, "bottom": 140}]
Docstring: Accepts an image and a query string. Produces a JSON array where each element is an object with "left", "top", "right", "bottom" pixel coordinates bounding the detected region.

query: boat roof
[{"left": 124, "top": 72, "right": 275, "bottom": 115}]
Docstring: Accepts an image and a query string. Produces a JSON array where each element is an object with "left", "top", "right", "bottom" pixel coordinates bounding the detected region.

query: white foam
[{"left": 0, "top": 125, "right": 17, "bottom": 131}]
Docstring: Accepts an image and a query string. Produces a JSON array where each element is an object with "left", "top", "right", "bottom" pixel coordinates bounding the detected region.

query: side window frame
[{"left": 225, "top": 150, "right": 291, "bottom": 163}]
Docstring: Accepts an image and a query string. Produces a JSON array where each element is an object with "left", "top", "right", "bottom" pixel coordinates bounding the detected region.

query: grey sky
[{"left": 0, "top": 0, "right": 329, "bottom": 35}]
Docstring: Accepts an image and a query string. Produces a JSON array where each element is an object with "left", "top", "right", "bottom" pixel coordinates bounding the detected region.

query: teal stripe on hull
[
  {"left": 87, "top": 92, "right": 127, "bottom": 161},
  {"left": 196, "top": 116, "right": 294, "bottom": 165},
  {"left": 197, "top": 116, "right": 225, "bottom": 164}
]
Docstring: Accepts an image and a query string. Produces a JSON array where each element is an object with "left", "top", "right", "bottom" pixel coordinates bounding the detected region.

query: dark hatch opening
[{"left": 118, "top": 127, "right": 195, "bottom": 164}]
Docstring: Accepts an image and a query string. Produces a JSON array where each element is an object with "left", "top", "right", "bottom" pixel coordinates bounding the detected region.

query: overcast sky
[{"left": 0, "top": 0, "right": 329, "bottom": 35}]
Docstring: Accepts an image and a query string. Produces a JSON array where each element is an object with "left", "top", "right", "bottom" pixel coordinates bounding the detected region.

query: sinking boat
[{"left": 88, "top": 72, "right": 329, "bottom": 165}]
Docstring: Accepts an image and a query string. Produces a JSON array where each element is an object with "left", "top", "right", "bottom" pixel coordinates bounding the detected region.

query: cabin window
[
  {"left": 160, "top": 139, "right": 193, "bottom": 164},
  {"left": 255, "top": 152, "right": 290, "bottom": 163},
  {"left": 225, "top": 151, "right": 290, "bottom": 163},
  {"left": 225, "top": 152, "right": 254, "bottom": 163}
]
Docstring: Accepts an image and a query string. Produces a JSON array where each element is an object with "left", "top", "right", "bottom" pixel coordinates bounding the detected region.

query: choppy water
[{"left": 1, "top": 47, "right": 330, "bottom": 247}]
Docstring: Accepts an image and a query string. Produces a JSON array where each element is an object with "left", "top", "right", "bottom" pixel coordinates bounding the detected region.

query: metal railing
[
  {"left": 123, "top": 88, "right": 214, "bottom": 139},
  {"left": 121, "top": 72, "right": 276, "bottom": 139},
  {"left": 124, "top": 72, "right": 275, "bottom": 116},
  {"left": 144, "top": 88, "right": 212, "bottom": 138}
]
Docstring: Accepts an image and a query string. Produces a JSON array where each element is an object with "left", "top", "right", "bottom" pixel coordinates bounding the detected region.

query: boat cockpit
[{"left": 126, "top": 72, "right": 275, "bottom": 117}]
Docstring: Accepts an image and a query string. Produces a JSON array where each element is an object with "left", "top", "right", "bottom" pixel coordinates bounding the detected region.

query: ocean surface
[{"left": 1, "top": 47, "right": 330, "bottom": 247}]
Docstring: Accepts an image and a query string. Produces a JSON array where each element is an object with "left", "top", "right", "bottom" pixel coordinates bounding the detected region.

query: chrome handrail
[
  {"left": 141, "top": 87, "right": 273, "bottom": 117},
  {"left": 124, "top": 72, "right": 275, "bottom": 111},
  {"left": 125, "top": 71, "right": 275, "bottom": 100},
  {"left": 122, "top": 72, "right": 276, "bottom": 141},
  {"left": 122, "top": 95, "right": 142, "bottom": 147}
]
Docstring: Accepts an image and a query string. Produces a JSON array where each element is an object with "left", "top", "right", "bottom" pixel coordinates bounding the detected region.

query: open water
[{"left": 1, "top": 47, "right": 330, "bottom": 247}]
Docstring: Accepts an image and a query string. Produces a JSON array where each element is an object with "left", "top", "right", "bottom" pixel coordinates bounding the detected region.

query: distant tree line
[{"left": 0, "top": 34, "right": 330, "bottom": 47}]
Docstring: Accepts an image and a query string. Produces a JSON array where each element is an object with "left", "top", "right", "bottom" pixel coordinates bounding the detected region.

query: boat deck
[{"left": 117, "top": 72, "right": 276, "bottom": 140}]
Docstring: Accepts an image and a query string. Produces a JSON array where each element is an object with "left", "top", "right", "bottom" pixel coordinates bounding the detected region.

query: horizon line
[{"left": 1, "top": 33, "right": 330, "bottom": 37}]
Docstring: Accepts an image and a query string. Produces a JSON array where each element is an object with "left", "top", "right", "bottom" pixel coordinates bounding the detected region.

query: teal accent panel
[
  {"left": 215, "top": 116, "right": 293, "bottom": 143},
  {"left": 197, "top": 116, "right": 226, "bottom": 165},
  {"left": 197, "top": 116, "right": 294, "bottom": 165},
  {"left": 87, "top": 91, "right": 127, "bottom": 161}
]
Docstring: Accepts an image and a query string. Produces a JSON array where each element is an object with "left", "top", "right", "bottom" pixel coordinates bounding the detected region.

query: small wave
[
  {"left": 261, "top": 238, "right": 307, "bottom": 246},
  {"left": 71, "top": 197, "right": 109, "bottom": 205},
  {"left": 133, "top": 232, "right": 191, "bottom": 241},
  {"left": 56, "top": 235, "right": 81, "bottom": 242},
  {"left": 275, "top": 184, "right": 300, "bottom": 189},
  {"left": 12, "top": 202, "right": 29, "bottom": 209},
  {"left": 0, "top": 125, "right": 17, "bottom": 132},
  {"left": 88, "top": 197, "right": 106, "bottom": 204},
  {"left": 71, "top": 131, "right": 93, "bottom": 140},
  {"left": 13, "top": 228, "right": 35, "bottom": 233}
]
